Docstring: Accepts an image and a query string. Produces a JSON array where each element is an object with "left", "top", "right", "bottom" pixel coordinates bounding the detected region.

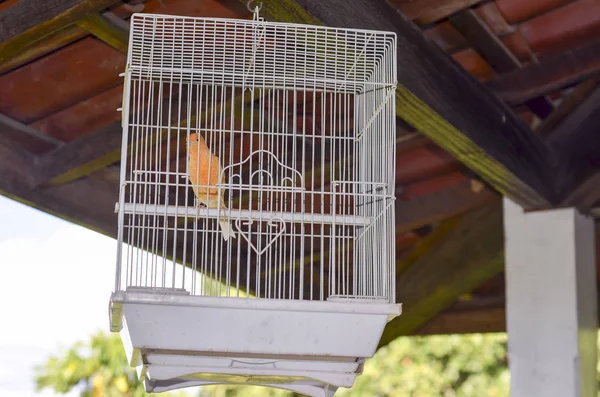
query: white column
[{"left": 503, "top": 198, "right": 597, "bottom": 397}]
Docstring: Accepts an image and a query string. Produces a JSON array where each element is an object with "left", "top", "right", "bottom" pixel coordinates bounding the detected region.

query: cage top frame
[{"left": 126, "top": 12, "right": 398, "bottom": 94}]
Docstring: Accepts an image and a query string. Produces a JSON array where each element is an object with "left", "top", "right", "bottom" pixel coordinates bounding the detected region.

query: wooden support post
[{"left": 504, "top": 198, "right": 597, "bottom": 397}]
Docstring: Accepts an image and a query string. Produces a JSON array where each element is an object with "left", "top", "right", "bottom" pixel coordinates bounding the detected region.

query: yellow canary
[{"left": 186, "top": 132, "right": 236, "bottom": 240}]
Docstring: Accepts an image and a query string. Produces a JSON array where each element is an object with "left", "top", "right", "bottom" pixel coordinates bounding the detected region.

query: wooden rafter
[
  {"left": 450, "top": 9, "right": 521, "bottom": 73},
  {"left": 76, "top": 11, "right": 130, "bottom": 53},
  {"left": 265, "top": 0, "right": 556, "bottom": 209},
  {"left": 0, "top": 0, "right": 121, "bottom": 62},
  {"left": 416, "top": 280, "right": 600, "bottom": 336},
  {"left": 486, "top": 38, "right": 600, "bottom": 106},
  {"left": 548, "top": 86, "right": 600, "bottom": 208},
  {"left": 0, "top": 114, "right": 61, "bottom": 154},
  {"left": 34, "top": 121, "right": 122, "bottom": 186},
  {"left": 379, "top": 201, "right": 505, "bottom": 347},
  {"left": 0, "top": 118, "right": 118, "bottom": 235},
  {"left": 448, "top": 9, "right": 552, "bottom": 118},
  {"left": 34, "top": 87, "right": 259, "bottom": 187},
  {"left": 396, "top": 174, "right": 496, "bottom": 233},
  {"left": 415, "top": 307, "right": 506, "bottom": 335},
  {"left": 382, "top": 80, "right": 600, "bottom": 344},
  {"left": 536, "top": 79, "right": 600, "bottom": 139}
]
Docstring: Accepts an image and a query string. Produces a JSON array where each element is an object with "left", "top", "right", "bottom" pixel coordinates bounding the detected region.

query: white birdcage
[{"left": 109, "top": 6, "right": 400, "bottom": 397}]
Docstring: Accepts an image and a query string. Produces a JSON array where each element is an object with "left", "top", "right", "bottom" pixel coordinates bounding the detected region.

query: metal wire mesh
[{"left": 115, "top": 13, "right": 397, "bottom": 303}]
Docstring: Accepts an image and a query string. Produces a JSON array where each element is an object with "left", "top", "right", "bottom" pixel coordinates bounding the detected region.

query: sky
[
  {"left": 0, "top": 195, "right": 201, "bottom": 397},
  {"left": 0, "top": 195, "right": 117, "bottom": 396}
]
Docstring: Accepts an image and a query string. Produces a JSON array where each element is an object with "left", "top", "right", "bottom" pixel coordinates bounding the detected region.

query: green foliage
[
  {"left": 35, "top": 331, "right": 511, "bottom": 397},
  {"left": 339, "top": 334, "right": 509, "bottom": 397},
  {"left": 34, "top": 331, "right": 187, "bottom": 397}
]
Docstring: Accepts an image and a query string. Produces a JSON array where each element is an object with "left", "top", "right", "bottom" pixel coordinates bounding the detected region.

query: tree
[
  {"left": 34, "top": 331, "right": 188, "bottom": 397},
  {"left": 340, "top": 334, "right": 509, "bottom": 397},
  {"left": 35, "top": 331, "right": 511, "bottom": 397}
]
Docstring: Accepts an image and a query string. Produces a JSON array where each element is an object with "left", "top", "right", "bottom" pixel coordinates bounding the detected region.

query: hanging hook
[{"left": 247, "top": 0, "right": 263, "bottom": 14}]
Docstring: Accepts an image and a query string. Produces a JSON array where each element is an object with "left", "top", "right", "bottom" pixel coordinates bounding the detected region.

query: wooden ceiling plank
[
  {"left": 271, "top": 0, "right": 556, "bottom": 209},
  {"left": 486, "top": 38, "right": 600, "bottom": 106},
  {"left": 0, "top": 0, "right": 121, "bottom": 63},
  {"left": 449, "top": 9, "right": 553, "bottom": 118},
  {"left": 379, "top": 201, "right": 505, "bottom": 347},
  {"left": 76, "top": 11, "right": 129, "bottom": 53}
]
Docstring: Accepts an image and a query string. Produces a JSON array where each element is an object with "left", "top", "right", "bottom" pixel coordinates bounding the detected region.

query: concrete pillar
[{"left": 503, "top": 198, "right": 597, "bottom": 397}]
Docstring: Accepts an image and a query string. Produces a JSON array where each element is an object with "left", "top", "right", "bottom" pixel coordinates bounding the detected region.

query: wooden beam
[
  {"left": 418, "top": 283, "right": 600, "bottom": 335},
  {"left": 272, "top": 0, "right": 556, "bottom": 209},
  {"left": 379, "top": 201, "right": 505, "bottom": 347},
  {"left": 449, "top": 9, "right": 520, "bottom": 73},
  {"left": 0, "top": 113, "right": 62, "bottom": 154},
  {"left": 34, "top": 87, "right": 262, "bottom": 187},
  {"left": 0, "top": 121, "right": 117, "bottom": 236},
  {"left": 486, "top": 38, "right": 600, "bottom": 106},
  {"left": 448, "top": 9, "right": 552, "bottom": 118},
  {"left": 0, "top": 0, "right": 120, "bottom": 62},
  {"left": 0, "top": 121, "right": 253, "bottom": 293},
  {"left": 395, "top": 215, "right": 462, "bottom": 275},
  {"left": 76, "top": 11, "right": 129, "bottom": 53},
  {"left": 415, "top": 307, "right": 506, "bottom": 335},
  {"left": 536, "top": 79, "right": 600, "bottom": 139},
  {"left": 548, "top": 86, "right": 600, "bottom": 209},
  {"left": 267, "top": 178, "right": 496, "bottom": 282},
  {"left": 390, "top": 0, "right": 486, "bottom": 25},
  {"left": 0, "top": 123, "right": 38, "bottom": 188},
  {"left": 34, "top": 120, "right": 122, "bottom": 186}
]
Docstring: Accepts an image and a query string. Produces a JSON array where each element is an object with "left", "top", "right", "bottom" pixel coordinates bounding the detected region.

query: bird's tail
[
  {"left": 218, "top": 200, "right": 236, "bottom": 241},
  {"left": 219, "top": 219, "right": 236, "bottom": 241}
]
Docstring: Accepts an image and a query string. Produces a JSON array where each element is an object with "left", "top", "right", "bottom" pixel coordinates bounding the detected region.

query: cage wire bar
[{"left": 114, "top": 13, "right": 397, "bottom": 304}]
